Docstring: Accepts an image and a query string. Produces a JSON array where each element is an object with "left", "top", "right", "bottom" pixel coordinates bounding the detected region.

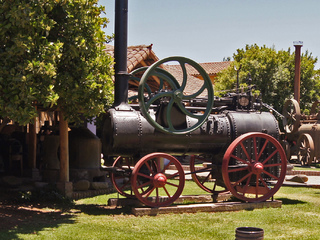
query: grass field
[
  {"left": 1, "top": 181, "right": 320, "bottom": 240},
  {"left": 293, "top": 166, "right": 320, "bottom": 171}
]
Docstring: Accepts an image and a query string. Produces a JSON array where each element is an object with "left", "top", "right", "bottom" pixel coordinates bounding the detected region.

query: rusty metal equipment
[
  {"left": 282, "top": 99, "right": 320, "bottom": 165},
  {"left": 102, "top": 0, "right": 287, "bottom": 207}
]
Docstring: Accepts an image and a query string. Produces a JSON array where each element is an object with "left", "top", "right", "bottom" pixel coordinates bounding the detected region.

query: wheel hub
[
  {"left": 173, "top": 90, "right": 183, "bottom": 101},
  {"left": 252, "top": 162, "right": 264, "bottom": 174},
  {"left": 153, "top": 173, "right": 167, "bottom": 188}
]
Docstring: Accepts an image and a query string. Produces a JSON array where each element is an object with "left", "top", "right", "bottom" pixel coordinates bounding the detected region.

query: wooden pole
[
  {"left": 59, "top": 111, "right": 69, "bottom": 182},
  {"left": 28, "top": 119, "right": 37, "bottom": 169}
]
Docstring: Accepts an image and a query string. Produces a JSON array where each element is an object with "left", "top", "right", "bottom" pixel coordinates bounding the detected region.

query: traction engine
[
  {"left": 102, "top": 0, "right": 286, "bottom": 207},
  {"left": 282, "top": 99, "right": 320, "bottom": 166}
]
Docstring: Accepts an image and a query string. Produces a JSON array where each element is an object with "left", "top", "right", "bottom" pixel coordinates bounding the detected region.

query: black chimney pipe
[{"left": 113, "top": 0, "right": 130, "bottom": 109}]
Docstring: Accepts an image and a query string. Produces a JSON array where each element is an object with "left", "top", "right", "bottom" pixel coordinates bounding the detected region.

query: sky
[{"left": 99, "top": 0, "right": 320, "bottom": 69}]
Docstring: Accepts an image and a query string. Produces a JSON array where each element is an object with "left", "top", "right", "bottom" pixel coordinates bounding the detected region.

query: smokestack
[
  {"left": 293, "top": 41, "right": 303, "bottom": 104},
  {"left": 114, "top": 0, "right": 130, "bottom": 109}
]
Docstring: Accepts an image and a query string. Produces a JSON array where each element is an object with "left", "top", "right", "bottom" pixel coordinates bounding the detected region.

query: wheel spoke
[
  {"left": 137, "top": 172, "right": 153, "bottom": 180},
  {"left": 111, "top": 157, "right": 135, "bottom": 198},
  {"left": 176, "top": 101, "right": 202, "bottom": 120},
  {"left": 231, "top": 172, "right": 253, "bottom": 187},
  {"left": 138, "top": 56, "right": 213, "bottom": 135},
  {"left": 261, "top": 169, "right": 278, "bottom": 180},
  {"left": 146, "top": 91, "right": 173, "bottom": 109},
  {"left": 253, "top": 136, "right": 258, "bottom": 162},
  {"left": 132, "top": 153, "right": 185, "bottom": 207},
  {"left": 153, "top": 69, "right": 180, "bottom": 89},
  {"left": 166, "top": 181, "right": 179, "bottom": 188},
  {"left": 259, "top": 175, "right": 270, "bottom": 189},
  {"left": 223, "top": 132, "right": 286, "bottom": 202},
  {"left": 163, "top": 186, "right": 171, "bottom": 198},
  {"left": 200, "top": 173, "right": 212, "bottom": 185},
  {"left": 240, "top": 142, "right": 251, "bottom": 162},
  {"left": 145, "top": 187, "right": 155, "bottom": 198},
  {"left": 190, "top": 155, "right": 228, "bottom": 194},
  {"left": 167, "top": 171, "right": 180, "bottom": 180},
  {"left": 256, "top": 175, "right": 259, "bottom": 198},
  {"left": 117, "top": 180, "right": 130, "bottom": 192},
  {"left": 179, "top": 61, "right": 188, "bottom": 91},
  {"left": 144, "top": 161, "right": 155, "bottom": 175},
  {"left": 261, "top": 149, "right": 279, "bottom": 165},
  {"left": 256, "top": 139, "right": 269, "bottom": 162},
  {"left": 184, "top": 83, "right": 208, "bottom": 99},
  {"left": 228, "top": 166, "right": 249, "bottom": 173},
  {"left": 211, "top": 181, "right": 218, "bottom": 192},
  {"left": 155, "top": 188, "right": 159, "bottom": 202},
  {"left": 230, "top": 154, "right": 249, "bottom": 165},
  {"left": 136, "top": 179, "right": 153, "bottom": 189},
  {"left": 242, "top": 174, "right": 252, "bottom": 196},
  {"left": 264, "top": 163, "right": 281, "bottom": 168},
  {"left": 166, "top": 99, "right": 176, "bottom": 131}
]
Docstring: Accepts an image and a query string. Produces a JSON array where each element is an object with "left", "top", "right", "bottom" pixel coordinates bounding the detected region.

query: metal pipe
[
  {"left": 114, "top": 0, "right": 129, "bottom": 108},
  {"left": 293, "top": 41, "right": 303, "bottom": 104}
]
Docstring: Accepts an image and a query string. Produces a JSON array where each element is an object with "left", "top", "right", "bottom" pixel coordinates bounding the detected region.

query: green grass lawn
[
  {"left": 293, "top": 166, "right": 320, "bottom": 171},
  {"left": 1, "top": 181, "right": 320, "bottom": 240}
]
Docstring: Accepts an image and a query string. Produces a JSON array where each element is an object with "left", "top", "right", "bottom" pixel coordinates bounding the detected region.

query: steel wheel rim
[
  {"left": 131, "top": 153, "right": 185, "bottom": 207},
  {"left": 222, "top": 132, "right": 287, "bottom": 202}
]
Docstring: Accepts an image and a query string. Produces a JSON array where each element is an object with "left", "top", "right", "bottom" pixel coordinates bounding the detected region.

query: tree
[
  {"left": 215, "top": 44, "right": 320, "bottom": 113},
  {"left": 0, "top": 0, "right": 114, "bottom": 125}
]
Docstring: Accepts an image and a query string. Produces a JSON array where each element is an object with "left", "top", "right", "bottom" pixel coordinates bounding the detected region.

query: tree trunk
[
  {"left": 28, "top": 119, "right": 37, "bottom": 169},
  {"left": 59, "top": 111, "right": 69, "bottom": 182}
]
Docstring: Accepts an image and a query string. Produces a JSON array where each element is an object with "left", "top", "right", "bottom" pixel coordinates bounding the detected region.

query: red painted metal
[
  {"left": 190, "top": 155, "right": 228, "bottom": 194},
  {"left": 294, "top": 42, "right": 303, "bottom": 104},
  {"left": 110, "top": 156, "right": 135, "bottom": 198},
  {"left": 222, "top": 132, "right": 287, "bottom": 202},
  {"left": 131, "top": 153, "right": 185, "bottom": 207}
]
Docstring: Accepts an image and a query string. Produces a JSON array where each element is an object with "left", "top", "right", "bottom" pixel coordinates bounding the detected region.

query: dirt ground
[
  {"left": 0, "top": 188, "right": 72, "bottom": 232},
  {"left": 0, "top": 203, "right": 62, "bottom": 230}
]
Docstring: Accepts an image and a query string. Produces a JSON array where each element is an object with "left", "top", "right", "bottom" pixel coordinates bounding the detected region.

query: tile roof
[
  {"left": 162, "top": 65, "right": 209, "bottom": 98},
  {"left": 104, "top": 44, "right": 158, "bottom": 72},
  {"left": 199, "top": 61, "right": 232, "bottom": 75},
  {"left": 105, "top": 44, "right": 230, "bottom": 99},
  {"left": 164, "top": 61, "right": 231, "bottom": 77}
]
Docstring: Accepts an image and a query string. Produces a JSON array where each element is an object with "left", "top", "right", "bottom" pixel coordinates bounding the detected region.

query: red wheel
[
  {"left": 222, "top": 132, "right": 287, "bottom": 202},
  {"left": 131, "top": 153, "right": 185, "bottom": 207},
  {"left": 110, "top": 156, "right": 135, "bottom": 198},
  {"left": 190, "top": 155, "right": 228, "bottom": 194}
]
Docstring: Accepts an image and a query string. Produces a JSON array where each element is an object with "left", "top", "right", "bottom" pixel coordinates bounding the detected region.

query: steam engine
[{"left": 101, "top": 0, "right": 286, "bottom": 207}]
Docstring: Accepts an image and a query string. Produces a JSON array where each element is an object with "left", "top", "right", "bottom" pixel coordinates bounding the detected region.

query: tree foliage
[
  {"left": 215, "top": 44, "right": 320, "bottom": 113},
  {"left": 0, "top": 0, "right": 114, "bottom": 125}
]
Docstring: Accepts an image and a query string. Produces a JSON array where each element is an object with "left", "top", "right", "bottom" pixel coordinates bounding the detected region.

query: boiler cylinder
[{"left": 102, "top": 108, "right": 279, "bottom": 159}]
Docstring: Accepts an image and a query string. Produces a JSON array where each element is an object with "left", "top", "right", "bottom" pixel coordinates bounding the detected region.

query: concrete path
[{"left": 283, "top": 175, "right": 320, "bottom": 187}]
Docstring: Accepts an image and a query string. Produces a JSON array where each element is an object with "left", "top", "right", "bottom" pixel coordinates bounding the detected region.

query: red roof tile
[
  {"left": 105, "top": 44, "right": 230, "bottom": 99},
  {"left": 104, "top": 44, "right": 158, "bottom": 72},
  {"left": 162, "top": 65, "right": 209, "bottom": 97},
  {"left": 163, "top": 61, "right": 231, "bottom": 77}
]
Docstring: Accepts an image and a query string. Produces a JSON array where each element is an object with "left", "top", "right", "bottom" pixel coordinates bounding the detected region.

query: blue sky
[{"left": 99, "top": 0, "right": 320, "bottom": 69}]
